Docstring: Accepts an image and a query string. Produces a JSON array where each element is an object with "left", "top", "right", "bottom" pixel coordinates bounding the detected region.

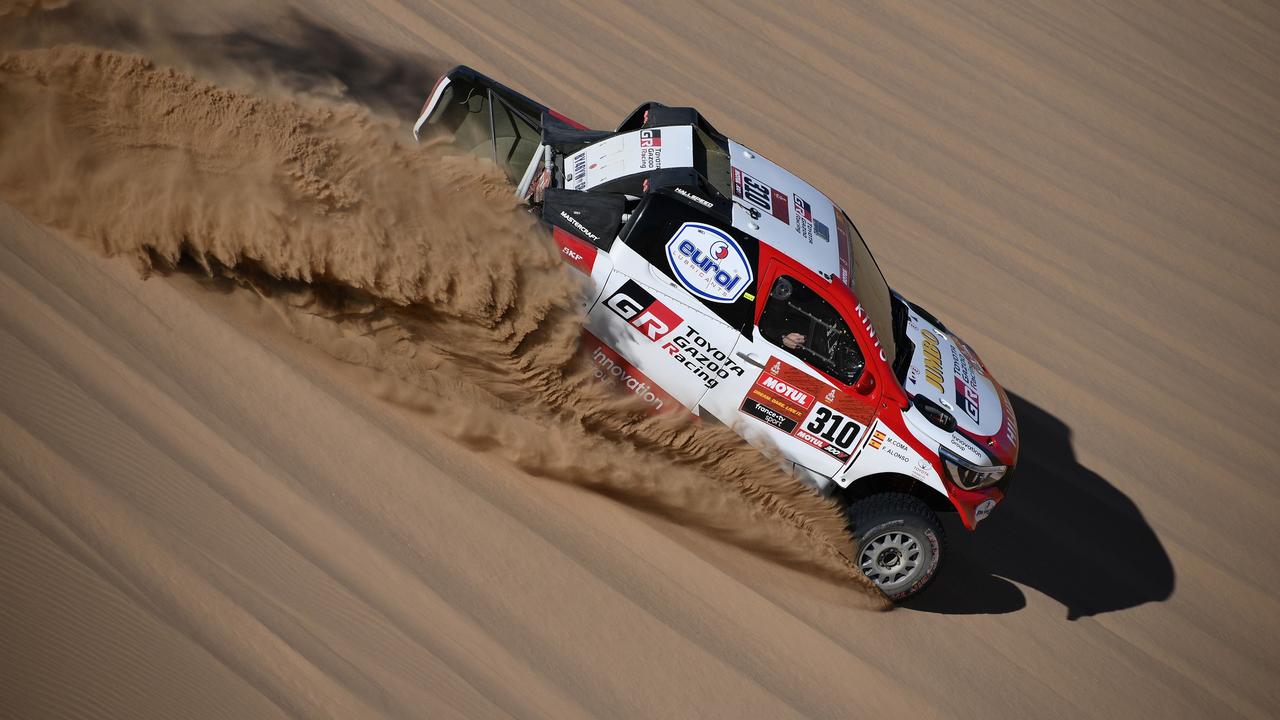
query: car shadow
[{"left": 902, "top": 392, "right": 1175, "bottom": 619}]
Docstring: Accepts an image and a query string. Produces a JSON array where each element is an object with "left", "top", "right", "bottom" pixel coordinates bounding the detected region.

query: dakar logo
[
  {"left": 665, "top": 222, "right": 753, "bottom": 303},
  {"left": 825, "top": 388, "right": 836, "bottom": 403},
  {"left": 770, "top": 361, "right": 781, "bottom": 374}
]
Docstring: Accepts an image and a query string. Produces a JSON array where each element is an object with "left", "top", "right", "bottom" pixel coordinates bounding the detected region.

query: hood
[{"left": 902, "top": 304, "right": 1019, "bottom": 466}]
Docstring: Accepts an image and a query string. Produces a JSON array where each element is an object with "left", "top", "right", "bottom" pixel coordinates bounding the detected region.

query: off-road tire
[{"left": 847, "top": 493, "right": 946, "bottom": 601}]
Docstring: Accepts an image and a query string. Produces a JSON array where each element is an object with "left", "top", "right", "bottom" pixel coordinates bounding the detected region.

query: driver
[
  {"left": 781, "top": 332, "right": 807, "bottom": 350},
  {"left": 760, "top": 277, "right": 863, "bottom": 383}
]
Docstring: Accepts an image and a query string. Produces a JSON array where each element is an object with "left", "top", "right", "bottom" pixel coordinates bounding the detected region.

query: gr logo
[{"left": 604, "top": 280, "right": 682, "bottom": 342}]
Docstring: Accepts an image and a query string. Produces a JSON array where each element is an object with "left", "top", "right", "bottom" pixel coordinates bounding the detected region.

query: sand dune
[{"left": 3, "top": 0, "right": 1280, "bottom": 718}]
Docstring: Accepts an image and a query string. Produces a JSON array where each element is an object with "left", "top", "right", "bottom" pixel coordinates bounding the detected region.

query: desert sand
[{"left": 2, "top": 1, "right": 1279, "bottom": 718}]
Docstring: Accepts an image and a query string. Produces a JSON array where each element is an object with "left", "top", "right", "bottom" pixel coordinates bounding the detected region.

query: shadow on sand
[
  {"left": 1, "top": 5, "right": 446, "bottom": 121},
  {"left": 172, "top": 11, "right": 449, "bottom": 119},
  {"left": 903, "top": 393, "right": 1175, "bottom": 619}
]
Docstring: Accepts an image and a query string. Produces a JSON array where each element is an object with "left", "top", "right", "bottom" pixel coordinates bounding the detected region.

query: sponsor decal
[
  {"left": 800, "top": 406, "right": 858, "bottom": 461},
  {"left": 604, "top": 280, "right": 682, "bottom": 342},
  {"left": 582, "top": 333, "right": 678, "bottom": 413},
  {"left": 920, "top": 329, "right": 945, "bottom": 393},
  {"left": 554, "top": 228, "right": 597, "bottom": 275},
  {"left": 948, "top": 431, "right": 985, "bottom": 460},
  {"left": 955, "top": 377, "right": 981, "bottom": 423},
  {"left": 949, "top": 342, "right": 981, "bottom": 422},
  {"left": 740, "top": 357, "right": 873, "bottom": 461},
  {"left": 1000, "top": 389, "right": 1018, "bottom": 449},
  {"left": 745, "top": 374, "right": 812, "bottom": 423},
  {"left": 835, "top": 212, "right": 851, "bottom": 286},
  {"left": 791, "top": 194, "right": 830, "bottom": 244},
  {"left": 974, "top": 498, "right": 997, "bottom": 524},
  {"left": 855, "top": 303, "right": 888, "bottom": 362},
  {"left": 568, "top": 127, "right": 692, "bottom": 191},
  {"left": 665, "top": 222, "right": 753, "bottom": 304},
  {"left": 570, "top": 151, "right": 588, "bottom": 191},
  {"left": 759, "top": 375, "right": 812, "bottom": 408},
  {"left": 866, "top": 425, "right": 913, "bottom": 463},
  {"left": 795, "top": 427, "right": 851, "bottom": 460},
  {"left": 639, "top": 128, "right": 663, "bottom": 170},
  {"left": 559, "top": 210, "right": 601, "bottom": 243},
  {"left": 673, "top": 186, "right": 714, "bottom": 209},
  {"left": 662, "top": 326, "right": 746, "bottom": 389},
  {"left": 732, "top": 167, "right": 790, "bottom": 223},
  {"left": 741, "top": 398, "right": 798, "bottom": 433},
  {"left": 955, "top": 338, "right": 985, "bottom": 376}
]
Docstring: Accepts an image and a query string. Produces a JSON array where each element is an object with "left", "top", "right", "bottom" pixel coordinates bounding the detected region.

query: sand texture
[{"left": 2, "top": 1, "right": 1279, "bottom": 718}]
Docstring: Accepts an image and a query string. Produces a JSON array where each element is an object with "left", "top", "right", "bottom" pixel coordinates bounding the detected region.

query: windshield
[{"left": 836, "top": 211, "right": 897, "bottom": 366}]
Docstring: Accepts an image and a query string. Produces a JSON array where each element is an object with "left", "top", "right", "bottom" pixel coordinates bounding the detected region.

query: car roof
[
  {"left": 724, "top": 139, "right": 849, "bottom": 286},
  {"left": 556, "top": 114, "right": 852, "bottom": 286}
]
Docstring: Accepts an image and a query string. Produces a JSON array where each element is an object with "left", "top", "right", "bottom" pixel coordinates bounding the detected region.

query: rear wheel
[{"left": 847, "top": 493, "right": 945, "bottom": 600}]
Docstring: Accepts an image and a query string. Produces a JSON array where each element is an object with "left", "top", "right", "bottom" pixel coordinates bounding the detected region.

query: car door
[
  {"left": 700, "top": 261, "right": 881, "bottom": 479},
  {"left": 581, "top": 193, "right": 757, "bottom": 413}
]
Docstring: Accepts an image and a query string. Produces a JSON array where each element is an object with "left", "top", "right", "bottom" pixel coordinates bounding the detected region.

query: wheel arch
[{"left": 836, "top": 472, "right": 952, "bottom": 514}]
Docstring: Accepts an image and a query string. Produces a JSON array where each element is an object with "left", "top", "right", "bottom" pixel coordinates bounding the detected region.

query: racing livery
[{"left": 414, "top": 66, "right": 1019, "bottom": 599}]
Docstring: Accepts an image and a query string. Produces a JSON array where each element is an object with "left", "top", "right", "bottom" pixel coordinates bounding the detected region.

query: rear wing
[{"left": 413, "top": 66, "right": 586, "bottom": 189}]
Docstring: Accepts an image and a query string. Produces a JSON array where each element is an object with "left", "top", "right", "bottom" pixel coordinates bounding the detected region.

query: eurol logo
[{"left": 665, "top": 222, "right": 752, "bottom": 304}]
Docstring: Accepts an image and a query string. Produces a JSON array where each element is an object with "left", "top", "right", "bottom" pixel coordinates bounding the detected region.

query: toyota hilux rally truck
[{"left": 414, "top": 67, "right": 1019, "bottom": 599}]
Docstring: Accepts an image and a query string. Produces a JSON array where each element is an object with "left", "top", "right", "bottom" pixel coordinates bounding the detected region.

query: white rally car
[{"left": 414, "top": 67, "right": 1019, "bottom": 599}]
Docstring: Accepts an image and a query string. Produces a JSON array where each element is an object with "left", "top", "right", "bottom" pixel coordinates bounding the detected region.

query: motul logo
[{"left": 760, "top": 376, "right": 810, "bottom": 406}]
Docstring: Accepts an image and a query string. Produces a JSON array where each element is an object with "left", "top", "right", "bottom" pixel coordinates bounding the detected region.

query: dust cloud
[{"left": 0, "top": 41, "right": 885, "bottom": 604}]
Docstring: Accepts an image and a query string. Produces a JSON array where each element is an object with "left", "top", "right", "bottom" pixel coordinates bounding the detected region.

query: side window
[
  {"left": 759, "top": 275, "right": 864, "bottom": 384},
  {"left": 490, "top": 97, "right": 540, "bottom": 183},
  {"left": 622, "top": 193, "right": 758, "bottom": 332}
]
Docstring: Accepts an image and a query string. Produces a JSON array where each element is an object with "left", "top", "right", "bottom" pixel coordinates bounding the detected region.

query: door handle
[{"left": 736, "top": 351, "right": 765, "bottom": 368}]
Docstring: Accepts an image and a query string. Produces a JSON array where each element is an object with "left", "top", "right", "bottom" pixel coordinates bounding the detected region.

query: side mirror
[{"left": 852, "top": 370, "right": 876, "bottom": 395}]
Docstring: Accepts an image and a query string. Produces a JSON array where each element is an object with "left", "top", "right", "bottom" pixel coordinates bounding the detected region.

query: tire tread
[{"left": 846, "top": 492, "right": 947, "bottom": 600}]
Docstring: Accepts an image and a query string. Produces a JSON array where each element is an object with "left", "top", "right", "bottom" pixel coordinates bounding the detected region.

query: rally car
[{"left": 413, "top": 67, "right": 1019, "bottom": 599}]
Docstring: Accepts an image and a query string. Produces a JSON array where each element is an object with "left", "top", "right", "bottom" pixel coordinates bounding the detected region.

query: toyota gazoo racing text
[{"left": 414, "top": 67, "right": 1019, "bottom": 600}]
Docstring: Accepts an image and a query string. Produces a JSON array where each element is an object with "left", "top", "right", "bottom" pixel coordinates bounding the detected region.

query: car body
[{"left": 413, "top": 66, "right": 1019, "bottom": 599}]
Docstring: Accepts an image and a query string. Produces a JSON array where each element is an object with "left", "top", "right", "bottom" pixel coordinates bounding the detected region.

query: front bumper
[{"left": 948, "top": 483, "right": 1006, "bottom": 530}]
